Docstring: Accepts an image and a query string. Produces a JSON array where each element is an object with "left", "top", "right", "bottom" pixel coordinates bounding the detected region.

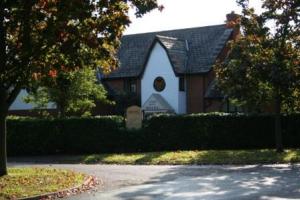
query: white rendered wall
[
  {"left": 179, "top": 91, "right": 186, "bottom": 114},
  {"left": 9, "top": 89, "right": 55, "bottom": 110},
  {"left": 142, "top": 42, "right": 187, "bottom": 114}
]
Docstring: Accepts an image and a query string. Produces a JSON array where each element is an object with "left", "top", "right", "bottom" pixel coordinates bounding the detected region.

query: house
[
  {"left": 9, "top": 12, "right": 239, "bottom": 116},
  {"left": 9, "top": 89, "right": 57, "bottom": 116},
  {"left": 100, "top": 13, "right": 240, "bottom": 115}
]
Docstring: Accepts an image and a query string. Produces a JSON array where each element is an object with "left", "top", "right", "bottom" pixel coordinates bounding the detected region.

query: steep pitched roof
[
  {"left": 205, "top": 80, "right": 224, "bottom": 99},
  {"left": 104, "top": 24, "right": 233, "bottom": 79},
  {"left": 155, "top": 35, "right": 188, "bottom": 74}
]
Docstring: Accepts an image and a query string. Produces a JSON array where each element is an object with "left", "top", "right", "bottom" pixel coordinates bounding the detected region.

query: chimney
[
  {"left": 226, "top": 11, "right": 240, "bottom": 39},
  {"left": 226, "top": 11, "right": 240, "bottom": 28}
]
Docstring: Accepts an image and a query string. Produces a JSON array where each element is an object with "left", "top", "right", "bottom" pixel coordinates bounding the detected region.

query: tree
[
  {"left": 215, "top": 0, "right": 300, "bottom": 152},
  {"left": 0, "top": 0, "right": 161, "bottom": 176},
  {"left": 25, "top": 67, "right": 109, "bottom": 117}
]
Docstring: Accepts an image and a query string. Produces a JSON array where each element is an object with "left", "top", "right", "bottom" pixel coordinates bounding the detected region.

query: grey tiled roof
[
  {"left": 104, "top": 24, "right": 233, "bottom": 79},
  {"left": 156, "top": 35, "right": 188, "bottom": 74}
]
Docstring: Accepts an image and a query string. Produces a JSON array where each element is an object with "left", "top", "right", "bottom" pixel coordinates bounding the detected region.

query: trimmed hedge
[
  {"left": 7, "top": 116, "right": 124, "bottom": 156},
  {"left": 7, "top": 113, "right": 300, "bottom": 156},
  {"left": 141, "top": 114, "right": 300, "bottom": 151}
]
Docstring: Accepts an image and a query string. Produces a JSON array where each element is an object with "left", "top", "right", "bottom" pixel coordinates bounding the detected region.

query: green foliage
[
  {"left": 114, "top": 92, "right": 140, "bottom": 114},
  {"left": 7, "top": 116, "right": 124, "bottom": 155},
  {"left": 1, "top": 0, "right": 161, "bottom": 108},
  {"left": 24, "top": 87, "right": 51, "bottom": 110},
  {"left": 2, "top": 0, "right": 161, "bottom": 82},
  {"left": 24, "top": 67, "right": 109, "bottom": 117},
  {"left": 0, "top": 0, "right": 161, "bottom": 175},
  {"left": 215, "top": 0, "right": 300, "bottom": 112},
  {"left": 7, "top": 113, "right": 300, "bottom": 156}
]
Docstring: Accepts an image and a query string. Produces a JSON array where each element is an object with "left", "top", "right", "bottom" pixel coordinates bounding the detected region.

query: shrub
[
  {"left": 7, "top": 113, "right": 300, "bottom": 156},
  {"left": 7, "top": 116, "right": 124, "bottom": 156},
  {"left": 142, "top": 113, "right": 276, "bottom": 151}
]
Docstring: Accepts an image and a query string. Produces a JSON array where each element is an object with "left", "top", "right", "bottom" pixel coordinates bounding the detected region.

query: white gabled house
[
  {"left": 9, "top": 13, "right": 240, "bottom": 116},
  {"left": 141, "top": 37, "right": 187, "bottom": 114}
]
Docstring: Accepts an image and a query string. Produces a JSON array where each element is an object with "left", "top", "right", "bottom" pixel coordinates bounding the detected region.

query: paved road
[{"left": 8, "top": 162, "right": 300, "bottom": 200}]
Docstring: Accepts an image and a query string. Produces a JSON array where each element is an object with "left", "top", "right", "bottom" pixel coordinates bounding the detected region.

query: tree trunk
[
  {"left": 0, "top": 85, "right": 21, "bottom": 177},
  {"left": 57, "top": 99, "right": 67, "bottom": 118},
  {"left": 0, "top": 1, "right": 7, "bottom": 177},
  {"left": 0, "top": 87, "right": 8, "bottom": 177},
  {"left": 0, "top": 105, "right": 7, "bottom": 177},
  {"left": 274, "top": 94, "right": 283, "bottom": 153}
]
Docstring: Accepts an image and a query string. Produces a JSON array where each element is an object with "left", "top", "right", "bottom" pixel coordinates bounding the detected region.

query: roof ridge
[
  {"left": 104, "top": 23, "right": 232, "bottom": 79},
  {"left": 124, "top": 24, "right": 227, "bottom": 37},
  {"left": 155, "top": 35, "right": 187, "bottom": 44},
  {"left": 156, "top": 35, "right": 179, "bottom": 40}
]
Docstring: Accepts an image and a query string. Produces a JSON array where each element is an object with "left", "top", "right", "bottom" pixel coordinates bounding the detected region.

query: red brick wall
[
  {"left": 186, "top": 75, "right": 205, "bottom": 113},
  {"left": 104, "top": 78, "right": 124, "bottom": 93},
  {"left": 186, "top": 73, "right": 224, "bottom": 114},
  {"left": 103, "top": 78, "right": 141, "bottom": 97},
  {"left": 103, "top": 77, "right": 142, "bottom": 107}
]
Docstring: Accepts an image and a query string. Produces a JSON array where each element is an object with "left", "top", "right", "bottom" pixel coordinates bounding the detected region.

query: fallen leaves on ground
[{"left": 0, "top": 167, "right": 98, "bottom": 200}]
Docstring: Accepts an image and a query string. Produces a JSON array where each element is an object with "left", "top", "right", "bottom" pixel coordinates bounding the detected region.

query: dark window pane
[
  {"left": 153, "top": 77, "right": 166, "bottom": 92},
  {"left": 124, "top": 79, "right": 137, "bottom": 93},
  {"left": 179, "top": 77, "right": 185, "bottom": 91}
]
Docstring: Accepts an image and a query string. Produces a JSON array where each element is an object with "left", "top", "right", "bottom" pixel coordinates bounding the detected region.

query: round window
[{"left": 153, "top": 76, "right": 166, "bottom": 92}]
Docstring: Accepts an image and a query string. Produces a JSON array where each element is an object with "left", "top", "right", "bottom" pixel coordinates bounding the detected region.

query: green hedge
[
  {"left": 7, "top": 116, "right": 124, "bottom": 156},
  {"left": 141, "top": 114, "right": 300, "bottom": 151},
  {"left": 7, "top": 113, "right": 300, "bottom": 156}
]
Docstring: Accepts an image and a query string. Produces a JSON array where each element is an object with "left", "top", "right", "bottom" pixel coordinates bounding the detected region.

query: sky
[{"left": 125, "top": 0, "right": 263, "bottom": 35}]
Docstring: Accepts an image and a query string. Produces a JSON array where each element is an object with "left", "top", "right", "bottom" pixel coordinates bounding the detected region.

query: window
[
  {"left": 153, "top": 77, "right": 166, "bottom": 92},
  {"left": 124, "top": 79, "right": 137, "bottom": 93},
  {"left": 130, "top": 82, "right": 137, "bottom": 93},
  {"left": 179, "top": 77, "right": 185, "bottom": 91}
]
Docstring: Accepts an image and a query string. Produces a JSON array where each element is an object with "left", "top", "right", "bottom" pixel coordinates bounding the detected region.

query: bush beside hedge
[{"left": 7, "top": 114, "right": 300, "bottom": 156}]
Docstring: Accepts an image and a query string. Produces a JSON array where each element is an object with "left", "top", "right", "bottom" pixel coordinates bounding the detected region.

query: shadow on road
[
  {"left": 7, "top": 156, "right": 300, "bottom": 200},
  {"left": 115, "top": 164, "right": 300, "bottom": 200}
]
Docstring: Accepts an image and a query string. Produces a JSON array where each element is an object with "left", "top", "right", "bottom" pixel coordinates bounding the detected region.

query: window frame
[
  {"left": 153, "top": 76, "right": 166, "bottom": 92},
  {"left": 124, "top": 79, "right": 137, "bottom": 94}
]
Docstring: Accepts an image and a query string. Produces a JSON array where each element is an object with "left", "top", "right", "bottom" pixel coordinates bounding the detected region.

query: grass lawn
[
  {"left": 0, "top": 167, "right": 85, "bottom": 200},
  {"left": 82, "top": 149, "right": 300, "bottom": 165}
]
